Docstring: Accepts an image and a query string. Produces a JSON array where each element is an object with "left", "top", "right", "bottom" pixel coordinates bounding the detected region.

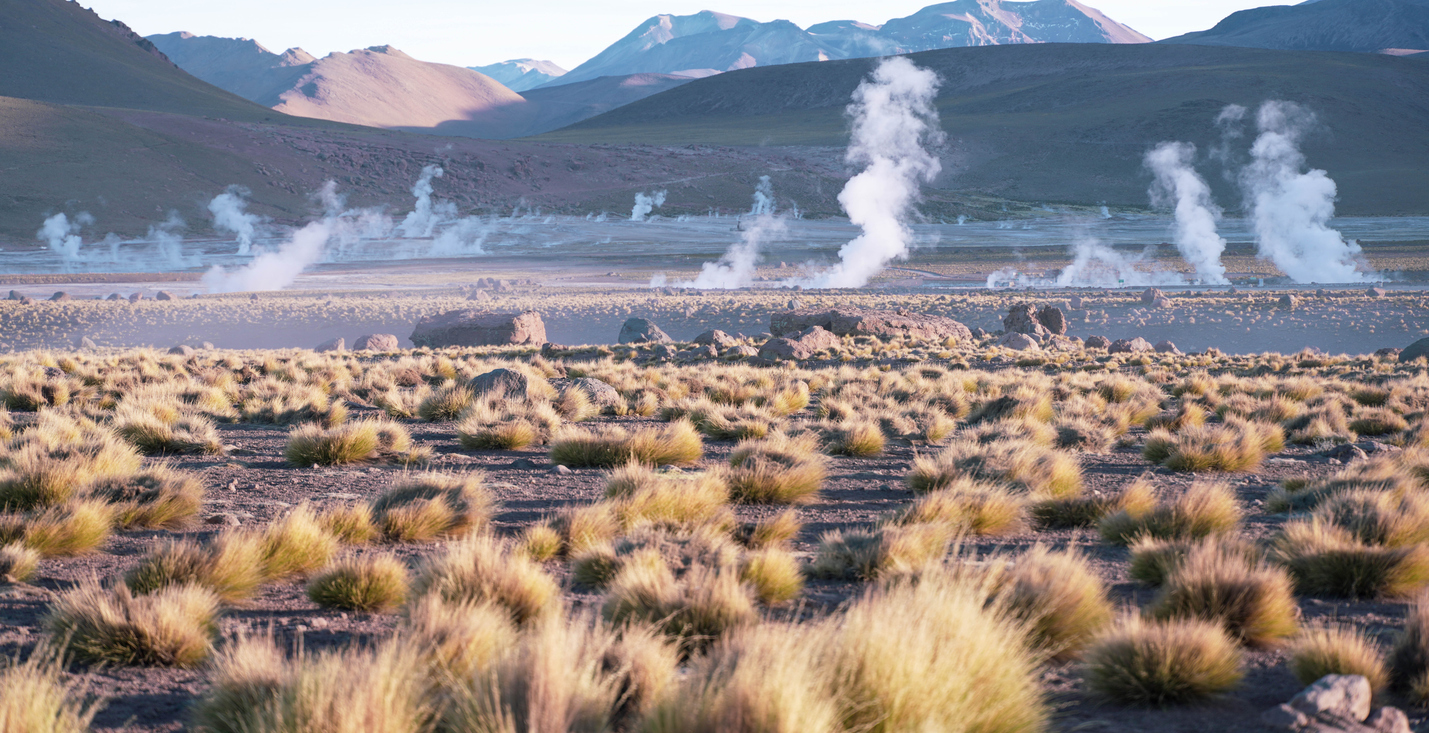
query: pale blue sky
[{"left": 85, "top": 0, "right": 1280, "bottom": 70}]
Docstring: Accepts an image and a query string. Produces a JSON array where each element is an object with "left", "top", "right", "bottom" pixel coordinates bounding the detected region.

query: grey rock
[
  {"left": 725, "top": 345, "right": 759, "bottom": 359},
  {"left": 510, "top": 457, "right": 539, "bottom": 469},
  {"left": 759, "top": 325, "right": 842, "bottom": 361},
  {"left": 1152, "top": 296, "right": 1172, "bottom": 309},
  {"left": 1262, "top": 703, "right": 1310, "bottom": 729},
  {"left": 155, "top": 291, "right": 174, "bottom": 301},
  {"left": 468, "top": 289, "right": 492, "bottom": 302},
  {"left": 1140, "top": 287, "right": 1164, "bottom": 304},
  {"left": 50, "top": 291, "right": 71, "bottom": 302},
  {"left": 1290, "top": 674, "right": 1372, "bottom": 723},
  {"left": 1155, "top": 340, "right": 1181, "bottom": 354},
  {"left": 1108, "top": 337, "right": 1154, "bottom": 354},
  {"left": 693, "top": 329, "right": 738, "bottom": 348},
  {"left": 202, "top": 342, "right": 215, "bottom": 350},
  {"left": 1085, "top": 335, "right": 1112, "bottom": 349},
  {"left": 770, "top": 307, "right": 972, "bottom": 343},
  {"left": 619, "top": 317, "right": 673, "bottom": 344},
  {"left": 1366, "top": 707, "right": 1410, "bottom": 733},
  {"left": 411, "top": 309, "right": 546, "bottom": 347},
  {"left": 996, "top": 332, "right": 1040, "bottom": 351},
  {"left": 1036, "top": 305, "right": 1067, "bottom": 335},
  {"left": 1003, "top": 303, "right": 1051, "bottom": 337},
  {"left": 1368, "top": 286, "right": 1387, "bottom": 298},
  {"left": 560, "top": 377, "right": 621, "bottom": 409},
  {"left": 168, "top": 345, "right": 195, "bottom": 356},
  {"left": 1375, "top": 348, "right": 1401, "bottom": 358},
  {"left": 1398, "top": 336, "right": 1429, "bottom": 362},
  {"left": 128, "top": 293, "right": 143, "bottom": 303},
  {"left": 5, "top": 290, "right": 20, "bottom": 300},
  {"left": 972, "top": 327, "right": 989, "bottom": 339},
  {"left": 315, "top": 337, "right": 345, "bottom": 353},
  {"left": 17, "top": 297, "right": 31, "bottom": 305},
  {"left": 1279, "top": 293, "right": 1301, "bottom": 309},
  {"left": 550, "top": 465, "right": 573, "bottom": 475},
  {"left": 205, "top": 512, "right": 242, "bottom": 527},
  {"left": 1069, "top": 296, "right": 1084, "bottom": 309},
  {"left": 353, "top": 333, "right": 400, "bottom": 351},
  {"left": 470, "top": 368, "right": 539, "bottom": 399}
]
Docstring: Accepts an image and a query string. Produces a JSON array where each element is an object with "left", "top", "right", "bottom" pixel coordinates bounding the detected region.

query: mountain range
[
  {"left": 1160, "top": 0, "right": 1429, "bottom": 54},
  {"left": 468, "top": 59, "right": 568, "bottom": 92}
]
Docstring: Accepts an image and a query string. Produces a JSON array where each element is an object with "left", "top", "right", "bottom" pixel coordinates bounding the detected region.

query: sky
[{"left": 84, "top": 0, "right": 1283, "bottom": 70}]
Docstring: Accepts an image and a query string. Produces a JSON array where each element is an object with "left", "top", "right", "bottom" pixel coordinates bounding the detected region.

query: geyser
[
  {"left": 683, "top": 176, "right": 786, "bottom": 289},
  {"left": 1145, "top": 142, "right": 1229, "bottom": 285}
]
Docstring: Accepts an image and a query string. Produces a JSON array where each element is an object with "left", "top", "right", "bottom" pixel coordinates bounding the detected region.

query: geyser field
[{"left": 7, "top": 55, "right": 1429, "bottom": 733}]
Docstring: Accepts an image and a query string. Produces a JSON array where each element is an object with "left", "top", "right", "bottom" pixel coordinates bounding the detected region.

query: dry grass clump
[
  {"left": 572, "top": 525, "right": 740, "bottom": 589},
  {"left": 906, "top": 438, "right": 1083, "bottom": 499},
  {"left": 1099, "top": 480, "right": 1243, "bottom": 546},
  {"left": 550, "top": 419, "right": 703, "bottom": 467},
  {"left": 1349, "top": 407, "right": 1410, "bottom": 437},
  {"left": 455, "top": 394, "right": 564, "bottom": 450},
  {"left": 734, "top": 509, "right": 802, "bottom": 550},
  {"left": 368, "top": 473, "right": 494, "bottom": 542},
  {"left": 90, "top": 466, "right": 204, "bottom": 530},
  {"left": 1289, "top": 623, "right": 1388, "bottom": 692},
  {"left": 124, "top": 531, "right": 265, "bottom": 603},
  {"left": 112, "top": 403, "right": 224, "bottom": 455},
  {"left": 808, "top": 523, "right": 952, "bottom": 580},
  {"left": 726, "top": 433, "right": 828, "bottom": 505},
  {"left": 819, "top": 420, "right": 886, "bottom": 457},
  {"left": 1084, "top": 616, "right": 1244, "bottom": 705},
  {"left": 1143, "top": 420, "right": 1283, "bottom": 472},
  {"left": 1391, "top": 597, "right": 1429, "bottom": 702},
  {"left": 415, "top": 380, "right": 474, "bottom": 421},
  {"left": 397, "top": 595, "right": 516, "bottom": 678},
  {"left": 45, "top": 580, "right": 219, "bottom": 667},
  {"left": 409, "top": 534, "right": 558, "bottom": 625},
  {"left": 1128, "top": 535, "right": 1263, "bottom": 587},
  {"left": 605, "top": 463, "right": 731, "bottom": 530},
  {"left": 1052, "top": 417, "right": 1117, "bottom": 453},
  {"left": 988, "top": 546, "right": 1113, "bottom": 661},
  {"left": 739, "top": 548, "right": 803, "bottom": 604},
  {"left": 238, "top": 382, "right": 347, "bottom": 427},
  {"left": 0, "top": 500, "right": 114, "bottom": 557},
  {"left": 1312, "top": 489, "right": 1429, "bottom": 547},
  {"left": 284, "top": 419, "right": 412, "bottom": 466},
  {"left": 1274, "top": 520, "right": 1429, "bottom": 598},
  {"left": 889, "top": 477, "right": 1026, "bottom": 536},
  {"left": 969, "top": 390, "right": 1053, "bottom": 425},
  {"left": 1266, "top": 456, "right": 1422, "bottom": 512},
  {"left": 318, "top": 503, "right": 379, "bottom": 544},
  {"left": 602, "top": 560, "right": 756, "bottom": 650},
  {"left": 307, "top": 553, "right": 409, "bottom": 612},
  {"left": 1031, "top": 481, "right": 1156, "bottom": 530},
  {"left": 191, "top": 634, "right": 431, "bottom": 733},
  {"left": 0, "top": 542, "right": 41, "bottom": 582},
  {"left": 0, "top": 433, "right": 141, "bottom": 511},
  {"left": 0, "top": 650, "right": 101, "bottom": 733},
  {"left": 1147, "top": 549, "right": 1298, "bottom": 647},
  {"left": 258, "top": 504, "right": 338, "bottom": 580}
]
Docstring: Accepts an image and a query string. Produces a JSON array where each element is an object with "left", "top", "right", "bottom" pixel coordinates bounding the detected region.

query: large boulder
[
  {"left": 1003, "top": 303, "right": 1050, "bottom": 337},
  {"left": 315, "top": 337, "right": 345, "bottom": 353},
  {"left": 693, "top": 329, "right": 737, "bottom": 348},
  {"left": 758, "top": 326, "right": 842, "bottom": 361},
  {"left": 1278, "top": 294, "right": 1300, "bottom": 310},
  {"left": 997, "top": 332, "right": 1040, "bottom": 351},
  {"left": 1399, "top": 337, "right": 1429, "bottom": 363},
  {"left": 411, "top": 310, "right": 546, "bottom": 348},
  {"left": 770, "top": 307, "right": 971, "bottom": 343},
  {"left": 1108, "top": 337, "right": 1154, "bottom": 354},
  {"left": 1141, "top": 288, "right": 1164, "bottom": 305},
  {"left": 50, "top": 292, "right": 71, "bottom": 302},
  {"left": 1084, "top": 335, "right": 1112, "bottom": 349},
  {"left": 353, "top": 334, "right": 401, "bottom": 351},
  {"left": 551, "top": 377, "right": 621, "bottom": 410},
  {"left": 155, "top": 291, "right": 175, "bottom": 301},
  {"left": 619, "top": 318, "right": 673, "bottom": 344},
  {"left": 1036, "top": 306, "right": 1067, "bottom": 335},
  {"left": 470, "top": 368, "right": 540, "bottom": 399}
]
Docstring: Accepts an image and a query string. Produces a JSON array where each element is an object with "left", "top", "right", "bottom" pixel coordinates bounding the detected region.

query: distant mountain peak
[
  {"left": 1160, "top": 0, "right": 1429, "bottom": 54},
  {"left": 468, "top": 58, "right": 568, "bottom": 92}
]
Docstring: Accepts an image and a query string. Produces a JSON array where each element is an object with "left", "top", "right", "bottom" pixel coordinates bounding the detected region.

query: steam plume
[
  {"left": 37, "top": 212, "right": 94, "bottom": 264},
  {"left": 208, "top": 185, "right": 262, "bottom": 255},
  {"left": 147, "top": 212, "right": 192, "bottom": 269},
  {"left": 1240, "top": 101, "right": 1374, "bottom": 283},
  {"left": 807, "top": 56, "right": 943, "bottom": 288},
  {"left": 202, "top": 219, "right": 332, "bottom": 293},
  {"left": 630, "top": 190, "right": 666, "bottom": 222},
  {"left": 399, "top": 165, "right": 458, "bottom": 238},
  {"left": 1145, "top": 142, "right": 1229, "bottom": 284},
  {"left": 987, "top": 235, "right": 1185, "bottom": 289},
  {"left": 683, "top": 176, "right": 786, "bottom": 289}
]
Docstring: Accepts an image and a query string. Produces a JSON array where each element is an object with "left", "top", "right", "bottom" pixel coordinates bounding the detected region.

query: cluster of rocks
[
  {"left": 312, "top": 334, "right": 403, "bottom": 353},
  {"left": 990, "top": 302, "right": 1179, "bottom": 355},
  {"left": 411, "top": 310, "right": 547, "bottom": 348},
  {"left": 1262, "top": 675, "right": 1408, "bottom": 733},
  {"left": 770, "top": 307, "right": 973, "bottom": 343}
]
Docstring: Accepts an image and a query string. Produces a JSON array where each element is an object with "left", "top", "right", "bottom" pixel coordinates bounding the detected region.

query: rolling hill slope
[
  {"left": 539, "top": 43, "right": 1429, "bottom": 216},
  {"left": 1160, "top": 0, "right": 1429, "bottom": 54}
]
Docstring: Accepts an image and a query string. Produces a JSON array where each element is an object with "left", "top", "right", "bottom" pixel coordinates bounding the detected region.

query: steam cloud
[
  {"left": 37, "top": 212, "right": 94, "bottom": 264},
  {"left": 1145, "top": 142, "right": 1229, "bottom": 284},
  {"left": 988, "top": 235, "right": 1185, "bottom": 289},
  {"left": 630, "top": 190, "right": 666, "bottom": 222},
  {"left": 202, "top": 220, "right": 332, "bottom": 293},
  {"left": 806, "top": 56, "right": 943, "bottom": 288},
  {"left": 682, "top": 176, "right": 786, "bottom": 289},
  {"left": 208, "top": 185, "right": 263, "bottom": 255},
  {"left": 400, "top": 165, "right": 458, "bottom": 238},
  {"left": 1240, "top": 101, "right": 1374, "bottom": 283}
]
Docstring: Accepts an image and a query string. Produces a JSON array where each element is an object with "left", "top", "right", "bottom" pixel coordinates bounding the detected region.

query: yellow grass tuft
[
  {"left": 307, "top": 553, "right": 409, "bottom": 612},
  {"left": 45, "top": 580, "right": 219, "bottom": 667},
  {"left": 550, "top": 419, "right": 703, "bottom": 467},
  {"left": 409, "top": 534, "right": 558, "bottom": 626},
  {"left": 1290, "top": 623, "right": 1389, "bottom": 692},
  {"left": 1084, "top": 615, "right": 1244, "bottom": 705}
]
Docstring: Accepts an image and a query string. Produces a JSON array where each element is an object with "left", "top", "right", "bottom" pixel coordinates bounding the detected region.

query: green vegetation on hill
[{"left": 537, "top": 43, "right": 1429, "bottom": 216}]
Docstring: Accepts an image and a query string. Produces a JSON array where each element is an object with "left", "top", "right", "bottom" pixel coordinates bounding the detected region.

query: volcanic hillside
[{"left": 1160, "top": 0, "right": 1429, "bottom": 54}]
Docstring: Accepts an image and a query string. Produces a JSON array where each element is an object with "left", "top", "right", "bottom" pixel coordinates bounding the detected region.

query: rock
[
  {"left": 550, "top": 465, "right": 573, "bottom": 475},
  {"left": 202, "top": 342, "right": 215, "bottom": 350},
  {"left": 725, "top": 345, "right": 758, "bottom": 359},
  {"left": 353, "top": 334, "right": 400, "bottom": 351},
  {"left": 1155, "top": 340, "right": 1180, "bottom": 354},
  {"left": 653, "top": 344, "right": 678, "bottom": 358},
  {"left": 771, "top": 307, "right": 972, "bottom": 343},
  {"left": 1002, "top": 303, "right": 1051, "bottom": 337},
  {"left": 510, "top": 457, "right": 538, "bottom": 469},
  {"left": 679, "top": 344, "right": 719, "bottom": 361},
  {"left": 1152, "top": 296, "right": 1172, "bottom": 309},
  {"left": 1069, "top": 296, "right": 1084, "bottom": 309},
  {"left": 315, "top": 337, "right": 345, "bottom": 353},
  {"left": 1279, "top": 293, "right": 1300, "bottom": 309},
  {"left": 1366, "top": 707, "right": 1410, "bottom": 733},
  {"left": 1290, "top": 674, "right": 1372, "bottom": 723},
  {"left": 1141, "top": 287, "right": 1164, "bottom": 304},
  {"left": 693, "top": 329, "right": 738, "bottom": 348},
  {"left": 787, "top": 298, "right": 803, "bottom": 309},
  {"left": 156, "top": 291, "right": 174, "bottom": 301},
  {"left": 128, "top": 293, "right": 143, "bottom": 303},
  {"left": 250, "top": 293, "right": 259, "bottom": 301},
  {"left": 1398, "top": 337, "right": 1429, "bottom": 362},
  {"left": 468, "top": 289, "right": 492, "bottom": 302},
  {"left": 1357, "top": 441, "right": 1401, "bottom": 456},
  {"left": 618, "top": 318, "right": 673, "bottom": 344},
  {"left": 5, "top": 290, "right": 20, "bottom": 300},
  {"left": 758, "top": 326, "right": 842, "bottom": 361},
  {"left": 1368, "top": 286, "right": 1387, "bottom": 298},
  {"left": 997, "top": 332, "right": 1040, "bottom": 351},
  {"left": 1036, "top": 306, "right": 1067, "bottom": 335},
  {"left": 470, "top": 368, "right": 540, "bottom": 399},
  {"left": 18, "top": 297, "right": 32, "bottom": 305},
  {"left": 552, "top": 377, "right": 620, "bottom": 410},
  {"left": 205, "top": 512, "right": 241, "bottom": 527},
  {"left": 972, "top": 328, "right": 989, "bottom": 339},
  {"left": 411, "top": 310, "right": 546, "bottom": 347},
  {"left": 1375, "top": 348, "right": 1401, "bottom": 358},
  {"left": 1085, "top": 335, "right": 1112, "bottom": 349},
  {"left": 1261, "top": 703, "right": 1310, "bottom": 729},
  {"left": 1108, "top": 337, "right": 1154, "bottom": 354},
  {"left": 79, "top": 336, "right": 97, "bottom": 349},
  {"left": 168, "top": 345, "right": 195, "bottom": 356},
  {"left": 50, "top": 292, "right": 71, "bottom": 302}
]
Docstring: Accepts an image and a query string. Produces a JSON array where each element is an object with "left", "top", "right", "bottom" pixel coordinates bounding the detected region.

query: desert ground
[{"left": 4, "top": 260, "right": 1429, "bottom": 732}]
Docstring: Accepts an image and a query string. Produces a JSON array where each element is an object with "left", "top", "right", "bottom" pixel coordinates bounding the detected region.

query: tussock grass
[
  {"left": 519, "top": 521, "right": 563, "bottom": 561},
  {"left": 809, "top": 523, "right": 952, "bottom": 581},
  {"left": 409, "top": 534, "right": 558, "bottom": 625},
  {"left": 1031, "top": 481, "right": 1155, "bottom": 530},
  {"left": 1350, "top": 407, "right": 1410, "bottom": 437},
  {"left": 1085, "top": 616, "right": 1244, "bottom": 705},
  {"left": 284, "top": 420, "right": 410, "bottom": 466},
  {"left": 45, "top": 580, "right": 219, "bottom": 667},
  {"left": 307, "top": 553, "right": 409, "bottom": 612},
  {"left": 1147, "top": 549, "right": 1298, "bottom": 647},
  {"left": 369, "top": 473, "right": 494, "bottom": 543},
  {"left": 416, "top": 380, "right": 474, "bottom": 421},
  {"left": 734, "top": 509, "right": 802, "bottom": 550},
  {"left": 554, "top": 504, "right": 621, "bottom": 560},
  {"left": 238, "top": 383, "right": 347, "bottom": 427},
  {"left": 318, "top": 503, "right": 378, "bottom": 544},
  {"left": 0, "top": 650, "right": 100, "bottom": 733},
  {"left": 397, "top": 595, "right": 516, "bottom": 678},
  {"left": 0, "top": 437, "right": 141, "bottom": 511},
  {"left": 1392, "top": 596, "right": 1429, "bottom": 701},
  {"left": 1099, "top": 480, "right": 1243, "bottom": 546},
  {"left": 726, "top": 433, "right": 828, "bottom": 505},
  {"left": 739, "top": 548, "right": 803, "bottom": 604},
  {"left": 91, "top": 466, "right": 204, "bottom": 530},
  {"left": 550, "top": 419, "right": 703, "bottom": 467},
  {"left": 988, "top": 546, "right": 1113, "bottom": 661},
  {"left": 1314, "top": 489, "right": 1429, "bottom": 547},
  {"left": 906, "top": 438, "right": 1083, "bottom": 499},
  {"left": 1290, "top": 623, "right": 1388, "bottom": 692},
  {"left": 0, "top": 542, "right": 40, "bottom": 582},
  {"left": 113, "top": 406, "right": 224, "bottom": 455},
  {"left": 1128, "top": 535, "right": 1262, "bottom": 587},
  {"left": 2, "top": 500, "right": 115, "bottom": 556},
  {"left": 192, "top": 634, "right": 431, "bottom": 733},
  {"left": 259, "top": 504, "right": 337, "bottom": 580},
  {"left": 1145, "top": 420, "right": 1283, "bottom": 472},
  {"left": 125, "top": 531, "right": 265, "bottom": 603},
  {"left": 889, "top": 477, "right": 1026, "bottom": 536},
  {"left": 602, "top": 560, "right": 756, "bottom": 649},
  {"left": 820, "top": 421, "right": 886, "bottom": 457},
  {"left": 606, "top": 462, "right": 731, "bottom": 531},
  {"left": 1275, "top": 520, "right": 1429, "bottom": 599}
]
